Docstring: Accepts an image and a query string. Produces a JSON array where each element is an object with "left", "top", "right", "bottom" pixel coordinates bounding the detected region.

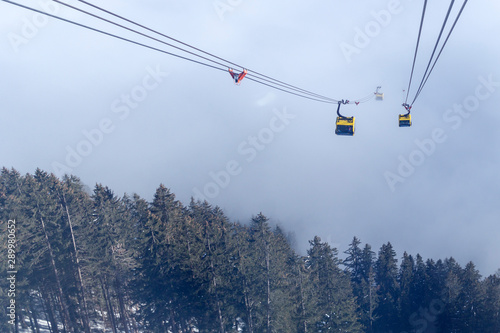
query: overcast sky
[{"left": 1, "top": 0, "right": 499, "bottom": 276}]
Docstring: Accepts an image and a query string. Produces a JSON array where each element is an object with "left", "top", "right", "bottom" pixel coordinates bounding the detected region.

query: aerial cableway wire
[
  {"left": 411, "top": 0, "right": 468, "bottom": 105},
  {"left": 2, "top": 0, "right": 226, "bottom": 72},
  {"left": 2, "top": 0, "right": 339, "bottom": 104},
  {"left": 406, "top": 0, "right": 469, "bottom": 107},
  {"left": 245, "top": 77, "right": 339, "bottom": 104},
  {"left": 405, "top": 0, "right": 427, "bottom": 105},
  {"left": 72, "top": 0, "right": 339, "bottom": 102},
  {"left": 50, "top": 0, "right": 339, "bottom": 103},
  {"left": 411, "top": 0, "right": 456, "bottom": 105}
]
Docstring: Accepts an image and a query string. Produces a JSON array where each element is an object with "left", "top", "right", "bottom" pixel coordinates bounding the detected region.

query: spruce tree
[
  {"left": 268, "top": 226, "right": 297, "bottom": 332},
  {"left": 458, "top": 261, "right": 485, "bottom": 331},
  {"left": 134, "top": 185, "right": 193, "bottom": 332},
  {"left": 398, "top": 251, "right": 414, "bottom": 332},
  {"left": 306, "top": 236, "right": 362, "bottom": 332},
  {"left": 482, "top": 272, "right": 500, "bottom": 332},
  {"left": 188, "top": 200, "right": 237, "bottom": 333},
  {"left": 344, "top": 237, "right": 364, "bottom": 295},
  {"left": 248, "top": 213, "right": 273, "bottom": 333},
  {"left": 373, "top": 242, "right": 399, "bottom": 333},
  {"left": 438, "top": 257, "right": 463, "bottom": 331},
  {"left": 360, "top": 243, "right": 378, "bottom": 332}
]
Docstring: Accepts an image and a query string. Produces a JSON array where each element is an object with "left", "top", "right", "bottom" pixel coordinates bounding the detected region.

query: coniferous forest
[{"left": 0, "top": 168, "right": 499, "bottom": 333}]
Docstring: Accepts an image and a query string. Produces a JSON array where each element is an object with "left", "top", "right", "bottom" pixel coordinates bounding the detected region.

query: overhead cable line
[
  {"left": 411, "top": 0, "right": 456, "bottom": 105},
  {"left": 68, "top": 0, "right": 340, "bottom": 103},
  {"left": 405, "top": 0, "right": 427, "bottom": 105},
  {"left": 411, "top": 0, "right": 468, "bottom": 105},
  {"left": 245, "top": 77, "right": 337, "bottom": 104},
  {"left": 405, "top": 0, "right": 469, "bottom": 107},
  {"left": 2, "top": 0, "right": 342, "bottom": 103},
  {"left": 50, "top": 0, "right": 338, "bottom": 103},
  {"left": 2, "top": 0, "right": 227, "bottom": 72}
]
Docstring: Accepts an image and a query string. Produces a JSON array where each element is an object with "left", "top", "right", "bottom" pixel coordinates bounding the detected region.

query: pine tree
[
  {"left": 344, "top": 237, "right": 373, "bottom": 332},
  {"left": 268, "top": 226, "right": 297, "bottom": 332},
  {"left": 306, "top": 236, "right": 362, "bottom": 332},
  {"left": 458, "top": 261, "right": 485, "bottom": 331},
  {"left": 360, "top": 243, "right": 378, "bottom": 332},
  {"left": 373, "top": 242, "right": 399, "bottom": 333},
  {"left": 231, "top": 222, "right": 257, "bottom": 332},
  {"left": 438, "top": 257, "right": 463, "bottom": 332},
  {"left": 32, "top": 170, "right": 84, "bottom": 333},
  {"left": 398, "top": 251, "right": 414, "bottom": 332},
  {"left": 134, "top": 184, "right": 196, "bottom": 332},
  {"left": 344, "top": 237, "right": 364, "bottom": 295},
  {"left": 424, "top": 258, "right": 446, "bottom": 303},
  {"left": 482, "top": 272, "right": 500, "bottom": 332},
  {"left": 0, "top": 168, "right": 26, "bottom": 332},
  {"left": 248, "top": 213, "right": 273, "bottom": 333},
  {"left": 188, "top": 200, "right": 238, "bottom": 333},
  {"left": 60, "top": 175, "right": 93, "bottom": 333}
]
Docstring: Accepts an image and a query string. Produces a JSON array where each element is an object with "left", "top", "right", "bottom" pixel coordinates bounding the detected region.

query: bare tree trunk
[
  {"left": 298, "top": 263, "right": 308, "bottom": 333},
  {"left": 243, "top": 279, "right": 254, "bottom": 333},
  {"left": 53, "top": 293, "right": 68, "bottom": 333},
  {"left": 100, "top": 276, "right": 118, "bottom": 333},
  {"left": 39, "top": 215, "right": 73, "bottom": 333},
  {"left": 237, "top": 241, "right": 254, "bottom": 333},
  {"left": 205, "top": 222, "right": 225, "bottom": 333},
  {"left": 265, "top": 243, "right": 271, "bottom": 333},
  {"left": 62, "top": 194, "right": 91, "bottom": 333},
  {"left": 258, "top": 225, "right": 271, "bottom": 333},
  {"left": 97, "top": 292, "right": 107, "bottom": 329},
  {"left": 114, "top": 277, "right": 130, "bottom": 333},
  {"left": 29, "top": 294, "right": 42, "bottom": 333},
  {"left": 248, "top": 307, "right": 254, "bottom": 333},
  {"left": 40, "top": 287, "right": 58, "bottom": 333},
  {"left": 368, "top": 268, "right": 375, "bottom": 333}
]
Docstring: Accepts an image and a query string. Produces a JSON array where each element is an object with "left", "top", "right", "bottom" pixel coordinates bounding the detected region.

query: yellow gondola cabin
[
  {"left": 335, "top": 116, "right": 355, "bottom": 136},
  {"left": 399, "top": 113, "right": 411, "bottom": 127}
]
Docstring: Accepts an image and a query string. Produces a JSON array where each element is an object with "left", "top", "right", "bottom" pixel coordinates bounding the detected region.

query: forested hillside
[{"left": 0, "top": 168, "right": 499, "bottom": 332}]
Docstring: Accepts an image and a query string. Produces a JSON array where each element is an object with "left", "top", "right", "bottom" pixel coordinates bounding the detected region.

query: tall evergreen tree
[
  {"left": 482, "top": 272, "right": 500, "bottom": 332},
  {"left": 133, "top": 185, "right": 193, "bottom": 332},
  {"left": 268, "top": 226, "right": 297, "bottom": 332},
  {"left": 344, "top": 237, "right": 364, "bottom": 284},
  {"left": 398, "top": 251, "right": 414, "bottom": 332},
  {"left": 231, "top": 222, "right": 257, "bottom": 332},
  {"left": 306, "top": 236, "right": 362, "bottom": 332},
  {"left": 188, "top": 200, "right": 238, "bottom": 333},
  {"left": 344, "top": 237, "right": 379, "bottom": 332},
  {"left": 32, "top": 170, "right": 82, "bottom": 333},
  {"left": 409, "top": 254, "right": 428, "bottom": 319},
  {"left": 438, "top": 257, "right": 463, "bottom": 332},
  {"left": 360, "top": 243, "right": 378, "bottom": 332},
  {"left": 248, "top": 213, "right": 273, "bottom": 333},
  {"left": 458, "top": 261, "right": 485, "bottom": 331},
  {"left": 373, "top": 242, "right": 399, "bottom": 333}
]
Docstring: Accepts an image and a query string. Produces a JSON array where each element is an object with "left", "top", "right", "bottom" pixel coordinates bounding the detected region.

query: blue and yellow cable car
[
  {"left": 399, "top": 113, "right": 411, "bottom": 127},
  {"left": 335, "top": 100, "right": 355, "bottom": 136},
  {"left": 399, "top": 103, "right": 412, "bottom": 127},
  {"left": 335, "top": 116, "right": 355, "bottom": 135}
]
